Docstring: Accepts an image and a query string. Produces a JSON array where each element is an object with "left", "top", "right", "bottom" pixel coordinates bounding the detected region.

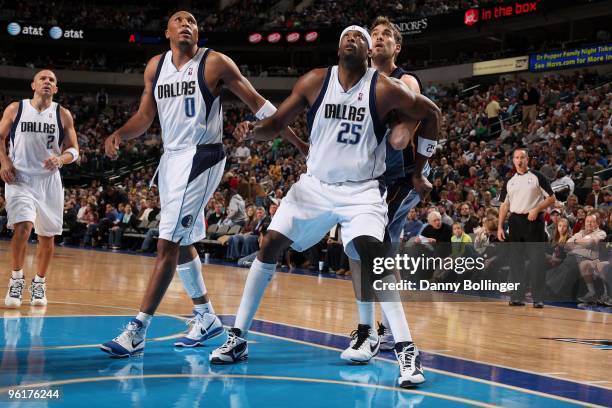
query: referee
[{"left": 498, "top": 148, "right": 556, "bottom": 308}]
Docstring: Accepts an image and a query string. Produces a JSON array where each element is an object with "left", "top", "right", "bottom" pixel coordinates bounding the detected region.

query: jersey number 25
[{"left": 337, "top": 122, "right": 361, "bottom": 145}]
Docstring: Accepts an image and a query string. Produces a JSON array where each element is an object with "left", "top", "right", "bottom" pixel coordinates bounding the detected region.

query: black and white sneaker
[
  {"left": 377, "top": 322, "right": 395, "bottom": 351},
  {"left": 340, "top": 324, "right": 380, "bottom": 364},
  {"left": 395, "top": 341, "right": 426, "bottom": 387},
  {"left": 209, "top": 328, "right": 248, "bottom": 364},
  {"left": 5, "top": 277, "right": 25, "bottom": 308},
  {"left": 30, "top": 279, "right": 47, "bottom": 306}
]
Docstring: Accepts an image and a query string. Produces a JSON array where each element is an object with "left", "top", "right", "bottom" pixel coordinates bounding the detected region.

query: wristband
[
  {"left": 255, "top": 100, "right": 277, "bottom": 120},
  {"left": 417, "top": 137, "right": 437, "bottom": 157},
  {"left": 64, "top": 147, "right": 79, "bottom": 163}
]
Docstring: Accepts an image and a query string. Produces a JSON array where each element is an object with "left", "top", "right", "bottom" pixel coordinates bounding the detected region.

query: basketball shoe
[
  {"left": 5, "top": 277, "right": 25, "bottom": 308},
  {"left": 340, "top": 324, "right": 380, "bottom": 364},
  {"left": 174, "top": 311, "right": 225, "bottom": 347},
  {"left": 395, "top": 341, "right": 426, "bottom": 387},
  {"left": 378, "top": 322, "right": 395, "bottom": 351},
  {"left": 100, "top": 318, "right": 146, "bottom": 358},
  {"left": 30, "top": 279, "right": 47, "bottom": 306},
  {"left": 209, "top": 328, "right": 248, "bottom": 364}
]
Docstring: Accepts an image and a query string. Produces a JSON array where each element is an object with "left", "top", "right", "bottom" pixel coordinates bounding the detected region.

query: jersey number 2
[
  {"left": 185, "top": 97, "right": 195, "bottom": 118},
  {"left": 46, "top": 135, "right": 55, "bottom": 149},
  {"left": 337, "top": 122, "right": 361, "bottom": 145}
]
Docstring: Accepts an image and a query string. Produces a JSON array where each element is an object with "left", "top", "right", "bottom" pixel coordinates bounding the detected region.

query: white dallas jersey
[
  {"left": 153, "top": 48, "right": 223, "bottom": 150},
  {"left": 9, "top": 99, "right": 63, "bottom": 175},
  {"left": 306, "top": 66, "right": 387, "bottom": 183}
]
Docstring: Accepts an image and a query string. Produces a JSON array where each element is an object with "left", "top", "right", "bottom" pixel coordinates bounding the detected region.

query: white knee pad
[{"left": 177, "top": 256, "right": 206, "bottom": 299}]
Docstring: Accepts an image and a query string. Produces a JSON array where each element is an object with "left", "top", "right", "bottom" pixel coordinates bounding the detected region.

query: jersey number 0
[{"left": 184, "top": 97, "right": 195, "bottom": 118}]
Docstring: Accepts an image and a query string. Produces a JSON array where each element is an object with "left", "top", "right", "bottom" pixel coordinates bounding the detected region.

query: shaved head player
[
  {"left": 100, "top": 11, "right": 305, "bottom": 357},
  {"left": 0, "top": 70, "right": 79, "bottom": 308}
]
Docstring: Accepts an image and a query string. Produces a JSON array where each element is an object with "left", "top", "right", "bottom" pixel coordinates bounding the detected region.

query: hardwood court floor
[{"left": 1, "top": 241, "right": 610, "bottom": 389}]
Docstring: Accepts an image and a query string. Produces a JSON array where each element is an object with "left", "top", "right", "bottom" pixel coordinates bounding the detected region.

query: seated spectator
[
  {"left": 450, "top": 222, "right": 472, "bottom": 258},
  {"left": 243, "top": 205, "right": 256, "bottom": 233},
  {"left": 546, "top": 209, "right": 562, "bottom": 242},
  {"left": 601, "top": 191, "right": 612, "bottom": 211},
  {"left": 402, "top": 208, "right": 423, "bottom": 242},
  {"left": 456, "top": 202, "right": 480, "bottom": 234},
  {"left": 226, "top": 206, "right": 270, "bottom": 261},
  {"left": 473, "top": 215, "right": 498, "bottom": 253},
  {"left": 138, "top": 213, "right": 161, "bottom": 253},
  {"left": 225, "top": 189, "right": 246, "bottom": 226},
  {"left": 415, "top": 210, "right": 452, "bottom": 259},
  {"left": 572, "top": 207, "right": 587, "bottom": 234},
  {"left": 207, "top": 202, "right": 225, "bottom": 226},
  {"left": 237, "top": 226, "right": 267, "bottom": 268},
  {"left": 585, "top": 178, "right": 604, "bottom": 208},
  {"left": 437, "top": 204, "right": 454, "bottom": 226},
  {"left": 546, "top": 218, "right": 571, "bottom": 267},
  {"left": 108, "top": 204, "right": 139, "bottom": 249},
  {"left": 570, "top": 215, "right": 607, "bottom": 303},
  {"left": 81, "top": 204, "right": 99, "bottom": 246}
]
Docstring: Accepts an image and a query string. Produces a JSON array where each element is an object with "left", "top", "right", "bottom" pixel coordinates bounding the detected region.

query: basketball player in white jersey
[
  {"left": 341, "top": 17, "right": 438, "bottom": 365},
  {"left": 100, "top": 11, "right": 305, "bottom": 357},
  {"left": 210, "top": 26, "right": 440, "bottom": 388},
  {"left": 0, "top": 70, "right": 79, "bottom": 308}
]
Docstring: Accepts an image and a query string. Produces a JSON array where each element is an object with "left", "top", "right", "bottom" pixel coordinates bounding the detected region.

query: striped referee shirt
[{"left": 499, "top": 169, "right": 555, "bottom": 214}]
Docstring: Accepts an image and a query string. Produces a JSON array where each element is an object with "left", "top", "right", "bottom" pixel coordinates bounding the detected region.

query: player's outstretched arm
[
  {"left": 242, "top": 69, "right": 322, "bottom": 142},
  {"left": 211, "top": 51, "right": 308, "bottom": 154},
  {"left": 104, "top": 55, "right": 160, "bottom": 158},
  {"left": 0, "top": 102, "right": 18, "bottom": 183},
  {"left": 43, "top": 107, "right": 80, "bottom": 171}
]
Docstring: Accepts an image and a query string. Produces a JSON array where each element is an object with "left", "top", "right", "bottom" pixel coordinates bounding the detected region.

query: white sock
[
  {"left": 34, "top": 275, "right": 45, "bottom": 283},
  {"left": 12, "top": 270, "right": 24, "bottom": 279},
  {"left": 381, "top": 308, "right": 390, "bottom": 329},
  {"left": 194, "top": 302, "right": 215, "bottom": 315},
  {"left": 234, "top": 258, "right": 275, "bottom": 337},
  {"left": 356, "top": 300, "right": 375, "bottom": 329},
  {"left": 177, "top": 256, "right": 207, "bottom": 300},
  {"left": 379, "top": 302, "right": 412, "bottom": 343},
  {"left": 586, "top": 282, "right": 595, "bottom": 294},
  {"left": 136, "top": 312, "right": 152, "bottom": 329}
]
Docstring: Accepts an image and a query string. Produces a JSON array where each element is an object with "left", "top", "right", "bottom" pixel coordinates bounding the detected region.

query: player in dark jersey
[{"left": 342, "top": 17, "right": 439, "bottom": 366}]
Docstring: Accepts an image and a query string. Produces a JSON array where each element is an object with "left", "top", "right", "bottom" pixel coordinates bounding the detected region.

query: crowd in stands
[
  {"left": 0, "top": 0, "right": 169, "bottom": 30},
  {"left": 0, "top": 68, "right": 610, "bottom": 305},
  {"left": 0, "top": 0, "right": 500, "bottom": 33}
]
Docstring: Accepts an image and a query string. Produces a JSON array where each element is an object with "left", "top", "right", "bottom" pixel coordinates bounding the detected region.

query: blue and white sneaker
[
  {"left": 174, "top": 311, "right": 225, "bottom": 347},
  {"left": 209, "top": 328, "right": 248, "bottom": 364},
  {"left": 340, "top": 324, "right": 380, "bottom": 364},
  {"left": 100, "top": 319, "right": 146, "bottom": 358},
  {"left": 395, "top": 341, "right": 426, "bottom": 387}
]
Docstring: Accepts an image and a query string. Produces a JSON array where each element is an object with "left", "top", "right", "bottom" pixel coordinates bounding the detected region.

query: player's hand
[
  {"left": 0, "top": 160, "right": 16, "bottom": 184},
  {"left": 234, "top": 121, "right": 254, "bottom": 143},
  {"left": 412, "top": 173, "right": 432, "bottom": 199},
  {"left": 43, "top": 155, "right": 62, "bottom": 170},
  {"left": 104, "top": 132, "right": 121, "bottom": 159},
  {"left": 527, "top": 208, "right": 539, "bottom": 221},
  {"left": 497, "top": 228, "right": 506, "bottom": 241}
]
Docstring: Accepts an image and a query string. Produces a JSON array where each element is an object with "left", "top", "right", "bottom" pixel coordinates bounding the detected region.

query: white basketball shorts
[
  {"left": 5, "top": 170, "right": 64, "bottom": 236},
  {"left": 157, "top": 143, "right": 226, "bottom": 245},
  {"left": 268, "top": 173, "right": 388, "bottom": 260}
]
